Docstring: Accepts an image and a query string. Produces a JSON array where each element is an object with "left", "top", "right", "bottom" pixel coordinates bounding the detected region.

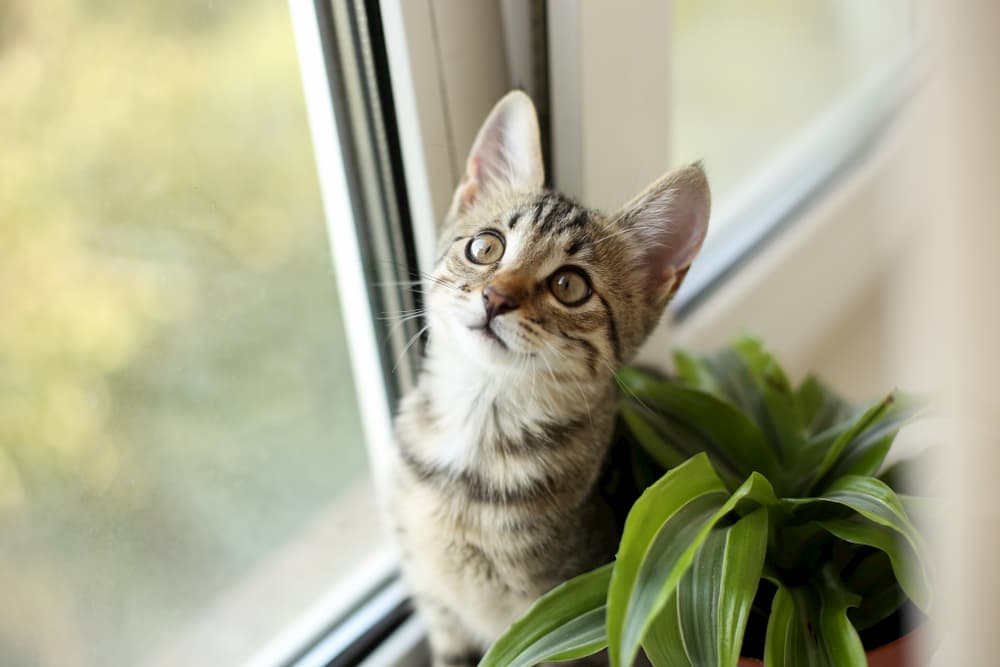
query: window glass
[
  {"left": 0, "top": 2, "right": 382, "bottom": 666},
  {"left": 671, "top": 0, "right": 913, "bottom": 240}
]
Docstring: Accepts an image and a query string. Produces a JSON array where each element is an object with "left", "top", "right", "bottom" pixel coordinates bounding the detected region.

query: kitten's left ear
[
  {"left": 450, "top": 91, "right": 544, "bottom": 216},
  {"left": 616, "top": 163, "right": 711, "bottom": 305}
]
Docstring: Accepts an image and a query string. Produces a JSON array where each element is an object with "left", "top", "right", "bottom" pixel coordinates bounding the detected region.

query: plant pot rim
[{"left": 735, "top": 624, "right": 926, "bottom": 666}]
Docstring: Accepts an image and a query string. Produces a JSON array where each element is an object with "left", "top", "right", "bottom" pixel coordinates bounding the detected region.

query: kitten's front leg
[{"left": 414, "top": 595, "right": 485, "bottom": 667}]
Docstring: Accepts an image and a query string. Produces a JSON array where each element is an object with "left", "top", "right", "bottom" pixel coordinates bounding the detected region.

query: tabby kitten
[{"left": 388, "top": 91, "right": 710, "bottom": 667}]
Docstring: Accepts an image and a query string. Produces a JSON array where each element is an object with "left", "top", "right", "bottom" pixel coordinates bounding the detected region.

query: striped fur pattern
[{"left": 388, "top": 92, "right": 710, "bottom": 667}]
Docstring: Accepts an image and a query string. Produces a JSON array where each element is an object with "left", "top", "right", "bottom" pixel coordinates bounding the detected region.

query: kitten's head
[{"left": 426, "top": 91, "right": 710, "bottom": 379}]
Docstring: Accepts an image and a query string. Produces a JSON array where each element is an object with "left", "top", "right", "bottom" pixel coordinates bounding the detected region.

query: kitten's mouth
[{"left": 470, "top": 323, "right": 508, "bottom": 350}]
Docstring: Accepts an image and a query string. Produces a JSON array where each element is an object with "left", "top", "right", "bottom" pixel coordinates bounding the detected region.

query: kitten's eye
[
  {"left": 465, "top": 231, "right": 505, "bottom": 265},
  {"left": 549, "top": 267, "right": 591, "bottom": 306}
]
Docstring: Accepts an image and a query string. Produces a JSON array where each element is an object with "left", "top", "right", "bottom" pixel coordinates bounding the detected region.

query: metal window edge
[
  {"left": 285, "top": 2, "right": 422, "bottom": 666},
  {"left": 288, "top": 0, "right": 396, "bottom": 489},
  {"left": 285, "top": 578, "right": 412, "bottom": 667}
]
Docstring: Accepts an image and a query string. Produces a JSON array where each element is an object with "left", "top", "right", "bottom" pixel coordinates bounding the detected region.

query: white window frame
[
  {"left": 236, "top": 2, "right": 419, "bottom": 666},
  {"left": 290, "top": 0, "right": 395, "bottom": 494}
]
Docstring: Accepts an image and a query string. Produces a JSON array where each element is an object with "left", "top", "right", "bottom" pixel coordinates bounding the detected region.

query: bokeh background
[{"left": 0, "top": 2, "right": 365, "bottom": 665}]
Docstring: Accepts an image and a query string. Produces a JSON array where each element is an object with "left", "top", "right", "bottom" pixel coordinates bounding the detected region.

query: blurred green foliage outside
[{"left": 0, "top": 1, "right": 367, "bottom": 665}]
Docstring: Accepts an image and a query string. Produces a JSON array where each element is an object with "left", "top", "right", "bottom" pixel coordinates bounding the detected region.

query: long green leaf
[
  {"left": 842, "top": 550, "right": 906, "bottom": 631},
  {"left": 479, "top": 563, "right": 612, "bottom": 667},
  {"left": 620, "top": 402, "right": 689, "bottom": 472},
  {"left": 733, "top": 336, "right": 805, "bottom": 466},
  {"left": 620, "top": 382, "right": 780, "bottom": 489},
  {"left": 785, "top": 475, "right": 933, "bottom": 613},
  {"left": 820, "top": 516, "right": 931, "bottom": 614},
  {"left": 607, "top": 454, "right": 727, "bottom": 667},
  {"left": 818, "top": 475, "right": 924, "bottom": 542},
  {"left": 809, "top": 393, "right": 923, "bottom": 493},
  {"left": 643, "top": 508, "right": 769, "bottom": 667},
  {"left": 763, "top": 568, "right": 865, "bottom": 667},
  {"left": 643, "top": 591, "right": 692, "bottom": 667},
  {"left": 822, "top": 396, "right": 922, "bottom": 483},
  {"left": 608, "top": 460, "right": 777, "bottom": 667},
  {"left": 672, "top": 349, "right": 722, "bottom": 395},
  {"left": 848, "top": 580, "right": 906, "bottom": 632},
  {"left": 808, "top": 394, "right": 894, "bottom": 491},
  {"left": 677, "top": 335, "right": 805, "bottom": 476},
  {"left": 831, "top": 435, "right": 894, "bottom": 483},
  {"left": 620, "top": 402, "right": 742, "bottom": 490},
  {"left": 698, "top": 347, "right": 794, "bottom": 464},
  {"left": 762, "top": 580, "right": 795, "bottom": 667},
  {"left": 795, "top": 375, "right": 855, "bottom": 437}
]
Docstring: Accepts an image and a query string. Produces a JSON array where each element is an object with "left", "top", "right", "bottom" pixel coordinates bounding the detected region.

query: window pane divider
[{"left": 288, "top": 0, "right": 395, "bottom": 490}]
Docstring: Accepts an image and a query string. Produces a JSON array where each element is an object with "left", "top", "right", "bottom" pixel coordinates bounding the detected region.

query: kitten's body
[
  {"left": 388, "top": 93, "right": 709, "bottom": 666},
  {"left": 391, "top": 341, "right": 617, "bottom": 650},
  {"left": 390, "top": 194, "right": 620, "bottom": 657}
]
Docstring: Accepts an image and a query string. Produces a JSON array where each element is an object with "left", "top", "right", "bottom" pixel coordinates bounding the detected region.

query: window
[
  {"left": 672, "top": 0, "right": 914, "bottom": 209},
  {"left": 0, "top": 2, "right": 395, "bottom": 665},
  {"left": 1, "top": 1, "right": 926, "bottom": 665},
  {"left": 670, "top": 0, "right": 916, "bottom": 310}
]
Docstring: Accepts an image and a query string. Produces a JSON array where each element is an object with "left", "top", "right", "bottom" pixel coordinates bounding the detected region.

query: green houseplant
[{"left": 479, "top": 335, "right": 932, "bottom": 667}]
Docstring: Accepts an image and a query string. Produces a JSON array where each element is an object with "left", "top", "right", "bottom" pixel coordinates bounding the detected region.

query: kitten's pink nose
[{"left": 483, "top": 286, "right": 519, "bottom": 321}]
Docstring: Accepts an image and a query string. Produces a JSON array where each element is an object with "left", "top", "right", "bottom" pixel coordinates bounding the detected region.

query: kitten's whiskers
[
  {"left": 393, "top": 324, "right": 429, "bottom": 373},
  {"left": 379, "top": 308, "right": 427, "bottom": 342},
  {"left": 599, "top": 358, "right": 655, "bottom": 414}
]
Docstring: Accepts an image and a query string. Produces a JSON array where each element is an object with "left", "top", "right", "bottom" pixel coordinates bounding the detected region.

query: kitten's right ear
[
  {"left": 615, "top": 163, "right": 711, "bottom": 307},
  {"left": 449, "top": 91, "right": 544, "bottom": 216}
]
